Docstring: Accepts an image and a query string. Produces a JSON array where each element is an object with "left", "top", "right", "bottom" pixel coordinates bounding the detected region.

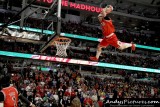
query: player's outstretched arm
[
  {"left": 98, "top": 8, "right": 107, "bottom": 22},
  {"left": 19, "top": 93, "right": 36, "bottom": 107},
  {"left": 0, "top": 92, "right": 4, "bottom": 102}
]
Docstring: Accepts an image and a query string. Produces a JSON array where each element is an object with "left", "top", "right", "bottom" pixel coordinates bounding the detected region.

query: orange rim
[
  {"left": 50, "top": 37, "right": 71, "bottom": 46},
  {"left": 54, "top": 37, "right": 71, "bottom": 43}
]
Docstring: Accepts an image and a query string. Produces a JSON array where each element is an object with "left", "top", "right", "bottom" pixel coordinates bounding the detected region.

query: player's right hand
[{"left": 104, "top": 5, "right": 113, "bottom": 14}]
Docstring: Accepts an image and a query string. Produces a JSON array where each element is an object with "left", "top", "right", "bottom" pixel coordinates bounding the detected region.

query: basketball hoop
[{"left": 53, "top": 37, "right": 71, "bottom": 57}]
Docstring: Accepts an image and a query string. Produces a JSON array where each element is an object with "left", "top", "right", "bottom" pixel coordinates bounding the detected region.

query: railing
[{"left": 0, "top": 50, "right": 159, "bottom": 73}]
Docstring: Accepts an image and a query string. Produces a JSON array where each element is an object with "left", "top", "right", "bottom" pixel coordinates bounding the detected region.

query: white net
[{"left": 54, "top": 37, "right": 71, "bottom": 57}]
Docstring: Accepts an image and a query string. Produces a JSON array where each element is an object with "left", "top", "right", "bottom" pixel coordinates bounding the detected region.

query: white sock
[
  {"left": 96, "top": 50, "right": 101, "bottom": 59},
  {"left": 119, "top": 42, "right": 132, "bottom": 50}
]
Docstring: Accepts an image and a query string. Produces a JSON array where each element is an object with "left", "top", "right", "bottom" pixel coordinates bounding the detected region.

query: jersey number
[{"left": 12, "top": 96, "right": 17, "bottom": 107}]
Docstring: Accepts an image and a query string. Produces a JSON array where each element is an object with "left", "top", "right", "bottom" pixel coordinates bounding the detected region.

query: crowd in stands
[
  {"left": 70, "top": 50, "right": 160, "bottom": 69},
  {"left": 0, "top": 60, "right": 160, "bottom": 107},
  {"left": 0, "top": 12, "right": 159, "bottom": 47},
  {"left": 61, "top": 21, "right": 159, "bottom": 47},
  {"left": 0, "top": 39, "right": 159, "bottom": 69}
]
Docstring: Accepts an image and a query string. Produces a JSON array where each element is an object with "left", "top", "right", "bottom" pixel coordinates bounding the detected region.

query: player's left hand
[{"left": 31, "top": 104, "right": 36, "bottom": 107}]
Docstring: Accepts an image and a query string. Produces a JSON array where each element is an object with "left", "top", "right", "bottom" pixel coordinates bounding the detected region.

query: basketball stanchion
[{"left": 53, "top": 37, "right": 71, "bottom": 57}]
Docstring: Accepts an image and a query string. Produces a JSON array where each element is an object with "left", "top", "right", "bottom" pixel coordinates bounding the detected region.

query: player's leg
[
  {"left": 90, "top": 38, "right": 109, "bottom": 61},
  {"left": 90, "top": 45, "right": 103, "bottom": 61},
  {"left": 95, "top": 44, "right": 103, "bottom": 60},
  {"left": 110, "top": 34, "right": 136, "bottom": 51},
  {"left": 117, "top": 41, "right": 136, "bottom": 51},
  {"left": 96, "top": 45, "right": 103, "bottom": 59}
]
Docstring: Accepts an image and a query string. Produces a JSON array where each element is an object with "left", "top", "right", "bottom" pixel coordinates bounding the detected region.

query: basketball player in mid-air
[{"left": 90, "top": 5, "right": 136, "bottom": 61}]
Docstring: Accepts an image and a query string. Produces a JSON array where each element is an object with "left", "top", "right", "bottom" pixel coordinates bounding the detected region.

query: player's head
[
  {"left": 0, "top": 74, "right": 11, "bottom": 88},
  {"left": 105, "top": 5, "right": 113, "bottom": 13}
]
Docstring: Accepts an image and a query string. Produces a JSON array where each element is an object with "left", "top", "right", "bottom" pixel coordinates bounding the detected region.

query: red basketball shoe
[
  {"left": 131, "top": 43, "right": 136, "bottom": 51},
  {"left": 89, "top": 56, "right": 98, "bottom": 61}
]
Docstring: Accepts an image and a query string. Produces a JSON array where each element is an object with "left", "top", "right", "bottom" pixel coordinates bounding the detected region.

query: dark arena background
[{"left": 0, "top": 0, "right": 160, "bottom": 107}]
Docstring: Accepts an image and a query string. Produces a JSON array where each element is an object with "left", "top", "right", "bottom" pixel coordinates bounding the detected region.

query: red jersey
[
  {"left": 64, "top": 90, "right": 76, "bottom": 97},
  {"left": 101, "top": 18, "right": 115, "bottom": 37},
  {"left": 98, "top": 100, "right": 104, "bottom": 107},
  {"left": 84, "top": 98, "right": 93, "bottom": 106},
  {"left": 1, "top": 86, "right": 18, "bottom": 107}
]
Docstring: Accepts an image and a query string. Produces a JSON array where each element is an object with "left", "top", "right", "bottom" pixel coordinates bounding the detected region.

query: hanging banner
[{"left": 28, "top": 0, "right": 102, "bottom": 13}]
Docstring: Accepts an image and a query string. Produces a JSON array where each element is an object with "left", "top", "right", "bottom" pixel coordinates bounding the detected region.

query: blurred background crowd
[{"left": 0, "top": 60, "right": 160, "bottom": 107}]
